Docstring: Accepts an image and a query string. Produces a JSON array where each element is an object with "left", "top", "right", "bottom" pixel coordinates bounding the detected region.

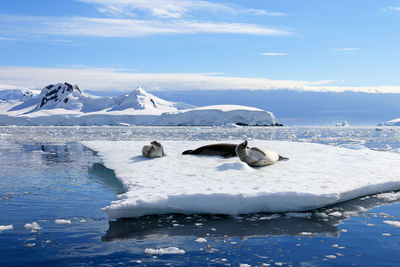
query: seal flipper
[
  {"left": 278, "top": 155, "right": 289, "bottom": 161},
  {"left": 182, "top": 150, "right": 194, "bottom": 155}
]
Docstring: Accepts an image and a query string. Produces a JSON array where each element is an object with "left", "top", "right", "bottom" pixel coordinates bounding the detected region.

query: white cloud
[
  {"left": 0, "top": 15, "right": 291, "bottom": 37},
  {"left": 388, "top": 6, "right": 400, "bottom": 12},
  {"left": 76, "top": 0, "right": 287, "bottom": 19},
  {"left": 261, "top": 52, "right": 288, "bottom": 56},
  {"left": 0, "top": 66, "right": 399, "bottom": 94},
  {"left": 331, "top": 48, "right": 360, "bottom": 51},
  {"left": 0, "top": 37, "right": 17, "bottom": 41}
]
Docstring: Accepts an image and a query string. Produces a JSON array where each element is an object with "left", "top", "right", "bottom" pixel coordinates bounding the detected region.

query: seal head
[{"left": 142, "top": 140, "right": 165, "bottom": 158}]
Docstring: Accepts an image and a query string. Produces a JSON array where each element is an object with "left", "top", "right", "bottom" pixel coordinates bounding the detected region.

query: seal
[
  {"left": 235, "top": 140, "right": 289, "bottom": 167},
  {"left": 182, "top": 143, "right": 237, "bottom": 158},
  {"left": 142, "top": 140, "right": 166, "bottom": 158}
]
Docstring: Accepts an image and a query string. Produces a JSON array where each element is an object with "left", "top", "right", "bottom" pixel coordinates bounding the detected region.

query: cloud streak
[
  {"left": 331, "top": 48, "right": 360, "bottom": 51},
  {"left": 0, "top": 14, "right": 291, "bottom": 38},
  {"left": 76, "top": 0, "right": 287, "bottom": 19},
  {"left": 0, "top": 66, "right": 399, "bottom": 94},
  {"left": 261, "top": 52, "right": 288, "bottom": 56}
]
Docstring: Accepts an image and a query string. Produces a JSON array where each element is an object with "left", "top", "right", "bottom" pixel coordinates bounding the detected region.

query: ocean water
[{"left": 0, "top": 126, "right": 400, "bottom": 266}]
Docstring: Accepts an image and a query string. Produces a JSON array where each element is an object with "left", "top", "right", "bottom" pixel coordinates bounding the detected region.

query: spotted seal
[
  {"left": 182, "top": 143, "right": 237, "bottom": 158},
  {"left": 142, "top": 140, "right": 165, "bottom": 158},
  {"left": 235, "top": 140, "right": 289, "bottom": 167}
]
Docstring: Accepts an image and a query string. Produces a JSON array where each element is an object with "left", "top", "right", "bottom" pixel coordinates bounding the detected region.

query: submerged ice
[{"left": 83, "top": 140, "right": 400, "bottom": 219}]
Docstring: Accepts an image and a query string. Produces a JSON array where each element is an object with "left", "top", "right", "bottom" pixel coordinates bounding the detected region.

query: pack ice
[{"left": 83, "top": 140, "right": 400, "bottom": 219}]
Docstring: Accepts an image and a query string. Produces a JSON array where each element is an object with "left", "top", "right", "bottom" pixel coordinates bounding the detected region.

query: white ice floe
[
  {"left": 383, "top": 220, "right": 400, "bottom": 228},
  {"left": 83, "top": 140, "right": 400, "bottom": 219},
  {"left": 195, "top": 237, "right": 208, "bottom": 243},
  {"left": 54, "top": 219, "right": 72, "bottom": 225},
  {"left": 24, "top": 222, "right": 41, "bottom": 232},
  {"left": 374, "top": 191, "right": 400, "bottom": 201},
  {"left": 0, "top": 225, "right": 13, "bottom": 232},
  {"left": 144, "top": 247, "right": 185, "bottom": 255}
]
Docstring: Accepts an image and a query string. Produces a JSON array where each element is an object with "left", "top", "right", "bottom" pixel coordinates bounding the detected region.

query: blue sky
[{"left": 0, "top": 0, "right": 400, "bottom": 93}]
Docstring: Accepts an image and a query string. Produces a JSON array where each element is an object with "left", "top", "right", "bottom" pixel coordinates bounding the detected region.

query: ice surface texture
[{"left": 83, "top": 140, "right": 400, "bottom": 219}]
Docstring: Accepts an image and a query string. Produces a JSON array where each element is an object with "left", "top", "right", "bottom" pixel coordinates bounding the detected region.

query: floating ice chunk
[
  {"left": 195, "top": 237, "right": 207, "bottom": 243},
  {"left": 0, "top": 225, "right": 13, "bottom": 232},
  {"left": 285, "top": 212, "right": 312, "bottom": 218},
  {"left": 25, "top": 243, "right": 36, "bottom": 247},
  {"left": 374, "top": 191, "right": 400, "bottom": 201},
  {"left": 383, "top": 220, "right": 400, "bottom": 228},
  {"left": 299, "top": 232, "right": 313, "bottom": 236},
  {"left": 382, "top": 233, "right": 391, "bottom": 236},
  {"left": 24, "top": 222, "right": 41, "bottom": 232},
  {"left": 55, "top": 219, "right": 71, "bottom": 225},
  {"left": 325, "top": 255, "right": 337, "bottom": 259},
  {"left": 328, "top": 212, "right": 343, "bottom": 217},
  {"left": 144, "top": 247, "right": 185, "bottom": 255},
  {"left": 239, "top": 264, "right": 251, "bottom": 267},
  {"left": 83, "top": 140, "right": 400, "bottom": 219}
]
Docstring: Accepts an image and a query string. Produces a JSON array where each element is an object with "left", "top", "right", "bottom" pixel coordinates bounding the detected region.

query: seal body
[
  {"left": 142, "top": 140, "right": 165, "bottom": 158},
  {"left": 235, "top": 140, "right": 288, "bottom": 167},
  {"left": 182, "top": 143, "right": 237, "bottom": 158}
]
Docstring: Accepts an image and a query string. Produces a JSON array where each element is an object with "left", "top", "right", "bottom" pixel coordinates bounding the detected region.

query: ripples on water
[{"left": 0, "top": 126, "right": 400, "bottom": 266}]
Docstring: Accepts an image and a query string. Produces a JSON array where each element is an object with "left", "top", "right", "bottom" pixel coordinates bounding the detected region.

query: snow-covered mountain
[{"left": 0, "top": 83, "right": 281, "bottom": 126}]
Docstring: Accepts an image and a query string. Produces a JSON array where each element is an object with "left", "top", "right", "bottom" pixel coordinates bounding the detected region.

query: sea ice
[
  {"left": 144, "top": 247, "right": 185, "bottom": 255},
  {"left": 54, "top": 219, "right": 72, "bottom": 225},
  {"left": 0, "top": 225, "right": 13, "bottom": 232},
  {"left": 383, "top": 220, "right": 400, "bottom": 228},
  {"left": 83, "top": 140, "right": 400, "bottom": 219},
  {"left": 24, "top": 222, "right": 41, "bottom": 232}
]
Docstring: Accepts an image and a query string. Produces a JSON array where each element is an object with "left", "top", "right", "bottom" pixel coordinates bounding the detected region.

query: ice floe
[
  {"left": 0, "top": 225, "right": 13, "bottom": 232},
  {"left": 144, "top": 247, "right": 185, "bottom": 255},
  {"left": 24, "top": 222, "right": 41, "bottom": 232},
  {"left": 83, "top": 140, "right": 400, "bottom": 219},
  {"left": 55, "top": 219, "right": 72, "bottom": 225}
]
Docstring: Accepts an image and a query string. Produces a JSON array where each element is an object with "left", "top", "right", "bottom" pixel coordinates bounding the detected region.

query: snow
[
  {"left": 82, "top": 140, "right": 400, "bottom": 219},
  {"left": 144, "top": 247, "right": 185, "bottom": 255},
  {"left": 0, "top": 225, "right": 13, "bottom": 232},
  {"left": 0, "top": 84, "right": 278, "bottom": 126}
]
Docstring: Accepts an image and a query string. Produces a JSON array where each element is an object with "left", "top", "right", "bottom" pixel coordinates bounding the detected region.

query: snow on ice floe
[{"left": 82, "top": 140, "right": 400, "bottom": 219}]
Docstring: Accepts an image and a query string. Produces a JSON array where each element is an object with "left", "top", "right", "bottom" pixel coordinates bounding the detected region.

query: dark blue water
[{"left": 0, "top": 126, "right": 399, "bottom": 266}]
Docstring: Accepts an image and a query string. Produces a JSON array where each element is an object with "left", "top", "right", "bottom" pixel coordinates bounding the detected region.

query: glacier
[
  {"left": 83, "top": 140, "right": 400, "bottom": 219},
  {"left": 0, "top": 83, "right": 280, "bottom": 126}
]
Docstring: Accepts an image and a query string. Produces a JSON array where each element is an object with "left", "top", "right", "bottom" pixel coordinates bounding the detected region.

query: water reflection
[
  {"left": 88, "top": 163, "right": 125, "bottom": 195},
  {"left": 102, "top": 190, "right": 400, "bottom": 242}
]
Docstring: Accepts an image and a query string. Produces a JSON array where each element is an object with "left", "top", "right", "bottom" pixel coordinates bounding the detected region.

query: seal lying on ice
[
  {"left": 182, "top": 143, "right": 237, "bottom": 158},
  {"left": 235, "top": 140, "right": 289, "bottom": 167},
  {"left": 142, "top": 140, "right": 165, "bottom": 158}
]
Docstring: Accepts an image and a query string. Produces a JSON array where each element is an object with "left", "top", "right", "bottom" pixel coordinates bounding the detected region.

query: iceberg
[
  {"left": 82, "top": 140, "right": 400, "bottom": 219},
  {"left": 0, "top": 83, "right": 280, "bottom": 126},
  {"left": 378, "top": 118, "right": 400, "bottom": 126}
]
